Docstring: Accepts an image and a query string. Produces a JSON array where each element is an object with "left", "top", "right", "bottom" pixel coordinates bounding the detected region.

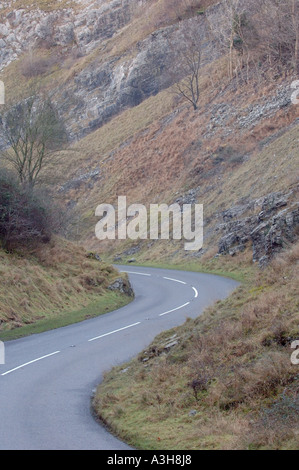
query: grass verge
[
  {"left": 0, "top": 290, "right": 131, "bottom": 342},
  {"left": 110, "top": 246, "right": 254, "bottom": 283},
  {"left": 0, "top": 237, "right": 133, "bottom": 340},
  {"left": 114, "top": 260, "right": 247, "bottom": 283}
]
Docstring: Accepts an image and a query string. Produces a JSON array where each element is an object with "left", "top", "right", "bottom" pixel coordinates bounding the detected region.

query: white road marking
[
  {"left": 159, "top": 302, "right": 190, "bottom": 317},
  {"left": 88, "top": 322, "right": 141, "bottom": 342},
  {"left": 1, "top": 273, "right": 199, "bottom": 376},
  {"left": 192, "top": 287, "right": 198, "bottom": 298},
  {"left": 121, "top": 271, "right": 151, "bottom": 277},
  {"left": 163, "top": 277, "right": 187, "bottom": 285},
  {"left": 1, "top": 351, "right": 60, "bottom": 376}
]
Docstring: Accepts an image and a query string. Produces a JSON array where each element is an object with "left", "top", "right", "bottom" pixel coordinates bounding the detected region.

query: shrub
[{"left": 0, "top": 170, "right": 60, "bottom": 250}]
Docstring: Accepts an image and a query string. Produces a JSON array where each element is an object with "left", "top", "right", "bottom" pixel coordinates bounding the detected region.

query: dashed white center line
[
  {"left": 159, "top": 302, "right": 190, "bottom": 317},
  {"left": 88, "top": 322, "right": 141, "bottom": 342},
  {"left": 1, "top": 273, "right": 200, "bottom": 376},
  {"left": 1, "top": 351, "right": 60, "bottom": 376},
  {"left": 192, "top": 287, "right": 199, "bottom": 298},
  {"left": 163, "top": 277, "right": 187, "bottom": 285}
]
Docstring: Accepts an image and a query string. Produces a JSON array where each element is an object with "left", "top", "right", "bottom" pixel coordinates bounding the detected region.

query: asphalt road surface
[{"left": 0, "top": 266, "right": 239, "bottom": 450}]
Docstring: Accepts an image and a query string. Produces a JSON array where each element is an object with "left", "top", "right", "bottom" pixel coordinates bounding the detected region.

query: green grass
[
  {"left": 0, "top": 290, "right": 131, "bottom": 341},
  {"left": 113, "top": 260, "right": 248, "bottom": 283},
  {"left": 108, "top": 249, "right": 254, "bottom": 283}
]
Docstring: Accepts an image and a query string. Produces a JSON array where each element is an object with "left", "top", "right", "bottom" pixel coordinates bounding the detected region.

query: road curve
[{"left": 0, "top": 266, "right": 239, "bottom": 450}]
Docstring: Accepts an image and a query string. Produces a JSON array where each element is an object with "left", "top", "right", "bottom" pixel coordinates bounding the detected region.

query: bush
[{"left": 0, "top": 170, "right": 59, "bottom": 250}]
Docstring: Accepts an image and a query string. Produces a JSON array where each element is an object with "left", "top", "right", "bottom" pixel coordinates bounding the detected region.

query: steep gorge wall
[
  {"left": 0, "top": 0, "right": 136, "bottom": 69},
  {"left": 0, "top": 0, "right": 218, "bottom": 139}
]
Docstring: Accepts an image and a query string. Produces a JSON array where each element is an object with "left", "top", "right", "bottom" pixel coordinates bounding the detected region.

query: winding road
[{"left": 0, "top": 266, "right": 238, "bottom": 450}]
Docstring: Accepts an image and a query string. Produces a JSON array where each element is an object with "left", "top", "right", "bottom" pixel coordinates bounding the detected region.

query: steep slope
[
  {"left": 0, "top": 0, "right": 216, "bottom": 138},
  {"left": 0, "top": 238, "right": 133, "bottom": 340},
  {"left": 56, "top": 64, "right": 299, "bottom": 266},
  {"left": 1, "top": 0, "right": 298, "bottom": 264}
]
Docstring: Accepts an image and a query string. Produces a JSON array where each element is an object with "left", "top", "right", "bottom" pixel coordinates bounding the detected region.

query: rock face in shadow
[
  {"left": 71, "top": 26, "right": 175, "bottom": 138},
  {"left": 216, "top": 186, "right": 299, "bottom": 266}
]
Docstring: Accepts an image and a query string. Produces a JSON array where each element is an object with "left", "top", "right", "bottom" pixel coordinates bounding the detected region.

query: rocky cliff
[{"left": 0, "top": 0, "right": 218, "bottom": 139}]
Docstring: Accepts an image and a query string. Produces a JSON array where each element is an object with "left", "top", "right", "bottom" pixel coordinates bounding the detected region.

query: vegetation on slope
[
  {"left": 0, "top": 0, "right": 79, "bottom": 15},
  {"left": 61, "top": 67, "right": 299, "bottom": 257},
  {"left": 93, "top": 243, "right": 299, "bottom": 450},
  {"left": 0, "top": 237, "right": 132, "bottom": 340}
]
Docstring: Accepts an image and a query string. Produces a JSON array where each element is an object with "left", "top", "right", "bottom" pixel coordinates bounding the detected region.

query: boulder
[{"left": 108, "top": 277, "right": 134, "bottom": 297}]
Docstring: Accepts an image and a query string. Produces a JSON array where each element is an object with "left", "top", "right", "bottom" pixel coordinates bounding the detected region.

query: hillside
[
  {"left": 0, "top": 238, "right": 133, "bottom": 340},
  {"left": 1, "top": 0, "right": 298, "bottom": 265},
  {"left": 0, "top": 0, "right": 298, "bottom": 451}
]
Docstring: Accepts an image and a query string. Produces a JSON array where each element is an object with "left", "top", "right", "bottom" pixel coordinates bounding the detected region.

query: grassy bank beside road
[
  {"left": 93, "top": 244, "right": 299, "bottom": 450},
  {"left": 0, "top": 238, "right": 133, "bottom": 341}
]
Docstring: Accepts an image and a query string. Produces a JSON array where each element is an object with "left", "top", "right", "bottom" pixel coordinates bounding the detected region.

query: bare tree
[
  {"left": 169, "top": 19, "right": 203, "bottom": 110},
  {"left": 206, "top": 0, "right": 249, "bottom": 79},
  {"left": 248, "top": 0, "right": 299, "bottom": 74},
  {"left": 207, "top": 0, "right": 299, "bottom": 80},
  {"left": 0, "top": 93, "right": 68, "bottom": 188}
]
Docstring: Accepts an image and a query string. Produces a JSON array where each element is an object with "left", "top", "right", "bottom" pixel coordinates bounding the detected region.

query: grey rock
[
  {"left": 217, "top": 187, "right": 299, "bottom": 266},
  {"left": 0, "top": 0, "right": 218, "bottom": 140},
  {"left": 108, "top": 277, "right": 134, "bottom": 297},
  {"left": 164, "top": 340, "right": 179, "bottom": 351},
  {"left": 59, "top": 169, "right": 100, "bottom": 193},
  {"left": 175, "top": 186, "right": 201, "bottom": 206},
  {"left": 86, "top": 252, "right": 102, "bottom": 261},
  {"left": 123, "top": 245, "right": 140, "bottom": 256}
]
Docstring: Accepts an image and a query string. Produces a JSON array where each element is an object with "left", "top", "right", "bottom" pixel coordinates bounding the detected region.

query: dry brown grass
[
  {"left": 0, "top": 237, "right": 125, "bottom": 332},
  {"left": 0, "top": 0, "right": 79, "bottom": 16},
  {"left": 72, "top": 69, "right": 299, "bottom": 254},
  {"left": 1, "top": 0, "right": 298, "bottom": 262}
]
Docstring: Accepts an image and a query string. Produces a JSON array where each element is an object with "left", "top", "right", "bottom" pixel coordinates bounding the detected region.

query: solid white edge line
[
  {"left": 163, "top": 277, "right": 187, "bottom": 285},
  {"left": 1, "top": 351, "right": 60, "bottom": 376},
  {"left": 192, "top": 287, "right": 199, "bottom": 298},
  {"left": 159, "top": 302, "right": 190, "bottom": 317},
  {"left": 88, "top": 322, "right": 141, "bottom": 342}
]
